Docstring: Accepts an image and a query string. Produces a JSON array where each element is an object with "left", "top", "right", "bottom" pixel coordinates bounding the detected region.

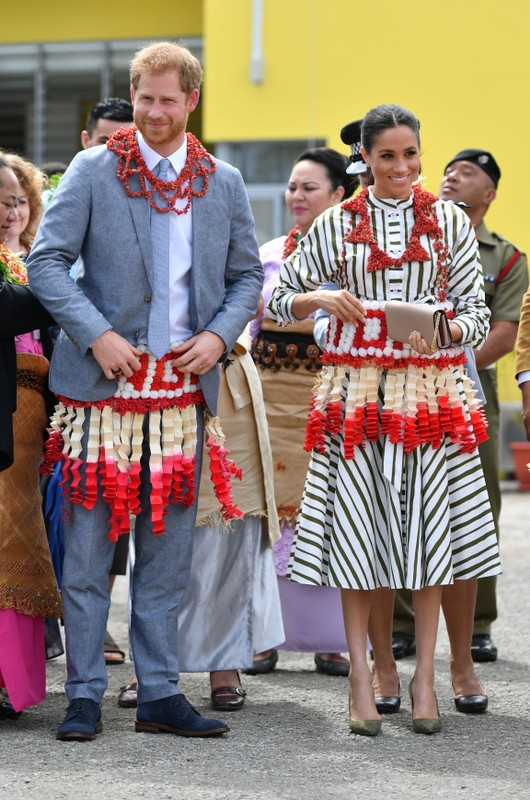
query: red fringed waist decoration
[
  {"left": 304, "top": 361, "right": 488, "bottom": 459},
  {"left": 308, "top": 306, "right": 488, "bottom": 455},
  {"left": 324, "top": 307, "right": 460, "bottom": 368},
  {"left": 40, "top": 349, "right": 243, "bottom": 540}
]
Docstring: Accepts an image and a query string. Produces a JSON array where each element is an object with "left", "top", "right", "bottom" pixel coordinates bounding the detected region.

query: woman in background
[
  {"left": 0, "top": 153, "right": 62, "bottom": 719},
  {"left": 5, "top": 152, "right": 46, "bottom": 257},
  {"left": 248, "top": 148, "right": 357, "bottom": 677}
]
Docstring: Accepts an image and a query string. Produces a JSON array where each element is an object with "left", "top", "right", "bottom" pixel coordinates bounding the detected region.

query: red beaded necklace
[
  {"left": 282, "top": 225, "right": 301, "bottom": 259},
  {"left": 107, "top": 127, "right": 216, "bottom": 215},
  {"left": 341, "top": 185, "right": 449, "bottom": 302}
]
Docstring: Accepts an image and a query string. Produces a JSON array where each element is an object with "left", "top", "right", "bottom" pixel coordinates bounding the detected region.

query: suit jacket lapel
[
  {"left": 190, "top": 192, "right": 208, "bottom": 331},
  {"left": 126, "top": 195, "right": 153, "bottom": 286}
]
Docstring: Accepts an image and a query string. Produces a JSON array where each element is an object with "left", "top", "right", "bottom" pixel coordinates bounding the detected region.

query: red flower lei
[
  {"left": 106, "top": 127, "right": 216, "bottom": 215},
  {"left": 341, "top": 185, "right": 449, "bottom": 302},
  {"left": 282, "top": 225, "right": 301, "bottom": 259}
]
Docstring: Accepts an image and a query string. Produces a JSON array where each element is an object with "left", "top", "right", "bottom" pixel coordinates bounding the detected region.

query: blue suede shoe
[
  {"left": 56, "top": 698, "right": 102, "bottom": 741},
  {"left": 136, "top": 693, "right": 229, "bottom": 737}
]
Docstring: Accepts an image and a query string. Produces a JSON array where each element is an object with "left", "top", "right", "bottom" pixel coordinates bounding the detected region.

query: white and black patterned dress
[{"left": 267, "top": 188, "right": 501, "bottom": 590}]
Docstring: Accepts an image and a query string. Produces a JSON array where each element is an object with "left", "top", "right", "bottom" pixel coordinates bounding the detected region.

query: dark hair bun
[{"left": 295, "top": 147, "right": 358, "bottom": 199}]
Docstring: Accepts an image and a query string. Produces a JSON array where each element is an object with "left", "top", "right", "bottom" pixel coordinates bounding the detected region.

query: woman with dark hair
[
  {"left": 0, "top": 154, "right": 62, "bottom": 719},
  {"left": 267, "top": 104, "right": 500, "bottom": 735},
  {"left": 248, "top": 147, "right": 358, "bottom": 676}
]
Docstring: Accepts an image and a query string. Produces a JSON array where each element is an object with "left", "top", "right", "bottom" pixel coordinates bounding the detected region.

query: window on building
[
  {"left": 0, "top": 39, "right": 202, "bottom": 165},
  {"left": 216, "top": 140, "right": 325, "bottom": 244}
]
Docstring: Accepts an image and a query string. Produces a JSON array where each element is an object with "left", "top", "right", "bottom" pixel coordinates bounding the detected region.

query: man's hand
[
  {"left": 91, "top": 330, "right": 143, "bottom": 380},
  {"left": 172, "top": 331, "right": 226, "bottom": 374}
]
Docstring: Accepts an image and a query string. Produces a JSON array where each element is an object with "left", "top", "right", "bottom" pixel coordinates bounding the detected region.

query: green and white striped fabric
[{"left": 267, "top": 189, "right": 500, "bottom": 590}]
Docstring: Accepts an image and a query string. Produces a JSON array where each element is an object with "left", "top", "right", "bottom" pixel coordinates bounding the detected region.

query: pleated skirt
[{"left": 288, "top": 427, "right": 501, "bottom": 591}]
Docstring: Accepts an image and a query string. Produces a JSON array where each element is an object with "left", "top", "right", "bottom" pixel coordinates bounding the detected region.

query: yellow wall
[
  {"left": 204, "top": 0, "right": 529, "bottom": 401},
  {"left": 1, "top": 0, "right": 202, "bottom": 41},
  {"left": 204, "top": 0, "right": 528, "bottom": 250}
]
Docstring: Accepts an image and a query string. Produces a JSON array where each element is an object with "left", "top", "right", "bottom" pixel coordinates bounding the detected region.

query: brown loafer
[
  {"left": 118, "top": 680, "right": 138, "bottom": 708},
  {"left": 210, "top": 685, "right": 246, "bottom": 711}
]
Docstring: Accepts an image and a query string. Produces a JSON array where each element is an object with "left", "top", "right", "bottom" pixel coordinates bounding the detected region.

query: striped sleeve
[
  {"left": 443, "top": 203, "right": 491, "bottom": 347},
  {"left": 266, "top": 207, "right": 345, "bottom": 323}
]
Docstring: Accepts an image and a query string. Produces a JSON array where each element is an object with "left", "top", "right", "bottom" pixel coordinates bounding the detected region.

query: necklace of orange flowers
[
  {"left": 282, "top": 225, "right": 301, "bottom": 259},
  {"left": 0, "top": 244, "right": 28, "bottom": 285},
  {"left": 341, "top": 185, "right": 449, "bottom": 302},
  {"left": 107, "top": 128, "right": 216, "bottom": 215}
]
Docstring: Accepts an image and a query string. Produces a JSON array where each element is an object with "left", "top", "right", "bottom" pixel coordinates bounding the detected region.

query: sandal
[{"left": 104, "top": 629, "right": 125, "bottom": 665}]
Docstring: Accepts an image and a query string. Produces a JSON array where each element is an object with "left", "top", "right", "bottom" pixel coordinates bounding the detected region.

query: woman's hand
[
  {"left": 291, "top": 288, "right": 366, "bottom": 324},
  {"left": 408, "top": 320, "right": 462, "bottom": 355},
  {"left": 408, "top": 330, "right": 436, "bottom": 356},
  {"left": 316, "top": 289, "right": 366, "bottom": 323}
]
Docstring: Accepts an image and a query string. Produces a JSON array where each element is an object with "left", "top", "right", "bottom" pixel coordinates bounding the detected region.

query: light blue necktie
[{"left": 147, "top": 158, "right": 171, "bottom": 359}]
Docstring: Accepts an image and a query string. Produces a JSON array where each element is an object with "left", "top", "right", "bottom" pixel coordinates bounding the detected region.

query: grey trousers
[{"left": 62, "top": 408, "right": 203, "bottom": 705}]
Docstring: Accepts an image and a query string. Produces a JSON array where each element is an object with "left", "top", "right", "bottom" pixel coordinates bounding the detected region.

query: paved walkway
[{"left": 1, "top": 489, "right": 530, "bottom": 800}]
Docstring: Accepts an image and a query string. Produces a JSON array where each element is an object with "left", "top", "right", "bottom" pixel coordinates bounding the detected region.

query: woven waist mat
[{"left": 253, "top": 329, "right": 322, "bottom": 373}]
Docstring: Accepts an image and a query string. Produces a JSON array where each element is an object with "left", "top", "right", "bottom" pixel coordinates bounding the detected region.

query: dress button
[
  {"left": 144, "top": 294, "right": 152, "bottom": 303},
  {"left": 133, "top": 331, "right": 140, "bottom": 339}
]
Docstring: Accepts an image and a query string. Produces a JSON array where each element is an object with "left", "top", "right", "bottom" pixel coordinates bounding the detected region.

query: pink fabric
[
  {"left": 0, "top": 609, "right": 46, "bottom": 712},
  {"left": 251, "top": 236, "right": 286, "bottom": 341},
  {"left": 252, "top": 234, "right": 318, "bottom": 341},
  {"left": 14, "top": 332, "right": 44, "bottom": 356}
]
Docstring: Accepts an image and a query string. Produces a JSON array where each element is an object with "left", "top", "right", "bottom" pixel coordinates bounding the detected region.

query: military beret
[
  {"left": 340, "top": 119, "right": 367, "bottom": 175},
  {"left": 445, "top": 149, "right": 501, "bottom": 187}
]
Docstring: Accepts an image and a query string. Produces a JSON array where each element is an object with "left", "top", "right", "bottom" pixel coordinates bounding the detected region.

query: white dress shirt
[{"left": 137, "top": 131, "right": 193, "bottom": 344}]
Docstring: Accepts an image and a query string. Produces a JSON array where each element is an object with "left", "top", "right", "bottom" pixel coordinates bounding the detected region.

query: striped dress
[{"left": 267, "top": 188, "right": 501, "bottom": 590}]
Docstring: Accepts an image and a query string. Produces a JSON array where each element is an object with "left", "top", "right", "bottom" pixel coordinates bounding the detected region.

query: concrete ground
[{"left": 1, "top": 488, "right": 530, "bottom": 800}]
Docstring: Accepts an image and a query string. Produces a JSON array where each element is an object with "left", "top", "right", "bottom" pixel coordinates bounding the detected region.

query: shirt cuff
[{"left": 517, "top": 370, "right": 530, "bottom": 387}]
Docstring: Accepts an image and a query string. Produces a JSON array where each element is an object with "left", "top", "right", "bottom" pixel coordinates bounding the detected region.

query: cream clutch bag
[{"left": 385, "top": 301, "right": 452, "bottom": 349}]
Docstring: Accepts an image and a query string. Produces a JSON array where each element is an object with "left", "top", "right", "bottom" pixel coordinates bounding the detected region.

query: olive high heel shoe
[
  {"left": 348, "top": 688, "right": 382, "bottom": 736},
  {"left": 408, "top": 677, "right": 442, "bottom": 735}
]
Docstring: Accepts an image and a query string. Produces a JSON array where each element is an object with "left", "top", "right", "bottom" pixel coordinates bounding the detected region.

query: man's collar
[
  {"left": 136, "top": 131, "right": 187, "bottom": 174},
  {"left": 474, "top": 219, "right": 497, "bottom": 247}
]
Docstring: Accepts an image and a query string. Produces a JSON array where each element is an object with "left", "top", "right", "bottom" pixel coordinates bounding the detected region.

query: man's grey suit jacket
[{"left": 27, "top": 143, "right": 263, "bottom": 415}]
